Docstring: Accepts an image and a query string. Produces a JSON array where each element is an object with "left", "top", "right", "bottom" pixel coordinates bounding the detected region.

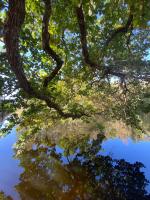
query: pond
[{"left": 0, "top": 127, "right": 150, "bottom": 200}]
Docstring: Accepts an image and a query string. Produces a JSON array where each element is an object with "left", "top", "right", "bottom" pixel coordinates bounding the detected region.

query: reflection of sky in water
[
  {"left": 102, "top": 138, "right": 150, "bottom": 192},
  {"left": 0, "top": 129, "right": 150, "bottom": 199},
  {"left": 0, "top": 128, "right": 24, "bottom": 199}
]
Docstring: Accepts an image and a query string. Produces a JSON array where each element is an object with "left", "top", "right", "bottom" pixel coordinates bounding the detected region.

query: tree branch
[
  {"left": 104, "top": 12, "right": 133, "bottom": 47},
  {"left": 75, "top": 4, "right": 100, "bottom": 70},
  {"left": 4, "top": 0, "right": 33, "bottom": 95},
  {"left": 4, "top": 0, "right": 86, "bottom": 119},
  {"left": 75, "top": 5, "right": 138, "bottom": 84},
  {"left": 42, "top": 0, "right": 63, "bottom": 87}
]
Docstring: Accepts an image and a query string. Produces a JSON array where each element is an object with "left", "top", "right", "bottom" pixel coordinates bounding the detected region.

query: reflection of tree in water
[
  {"left": 15, "top": 134, "right": 150, "bottom": 200},
  {"left": 0, "top": 191, "right": 12, "bottom": 200}
]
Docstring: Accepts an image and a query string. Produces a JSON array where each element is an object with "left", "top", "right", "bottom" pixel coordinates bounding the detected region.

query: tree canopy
[{"left": 0, "top": 0, "right": 150, "bottom": 134}]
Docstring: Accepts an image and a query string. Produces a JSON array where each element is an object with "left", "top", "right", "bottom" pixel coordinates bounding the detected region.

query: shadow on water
[{"left": 5, "top": 133, "right": 148, "bottom": 200}]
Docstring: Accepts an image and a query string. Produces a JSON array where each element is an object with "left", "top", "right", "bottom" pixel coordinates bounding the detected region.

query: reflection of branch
[
  {"left": 4, "top": 0, "right": 86, "bottom": 119},
  {"left": 104, "top": 12, "right": 133, "bottom": 47},
  {"left": 42, "top": 0, "right": 63, "bottom": 87}
]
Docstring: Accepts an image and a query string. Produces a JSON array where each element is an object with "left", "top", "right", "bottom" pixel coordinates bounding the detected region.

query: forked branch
[{"left": 75, "top": 4, "right": 138, "bottom": 85}]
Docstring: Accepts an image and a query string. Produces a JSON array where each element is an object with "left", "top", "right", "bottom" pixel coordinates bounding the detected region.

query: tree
[{"left": 0, "top": 0, "right": 150, "bottom": 134}]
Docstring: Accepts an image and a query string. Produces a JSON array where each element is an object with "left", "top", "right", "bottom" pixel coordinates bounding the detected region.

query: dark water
[{"left": 0, "top": 128, "right": 150, "bottom": 199}]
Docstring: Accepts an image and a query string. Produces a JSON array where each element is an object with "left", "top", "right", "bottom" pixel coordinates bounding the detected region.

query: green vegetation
[
  {"left": 0, "top": 192, "right": 12, "bottom": 200},
  {"left": 0, "top": 0, "right": 150, "bottom": 136}
]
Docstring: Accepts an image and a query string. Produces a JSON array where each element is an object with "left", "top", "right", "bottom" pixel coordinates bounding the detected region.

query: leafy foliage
[{"left": 0, "top": 0, "right": 150, "bottom": 135}]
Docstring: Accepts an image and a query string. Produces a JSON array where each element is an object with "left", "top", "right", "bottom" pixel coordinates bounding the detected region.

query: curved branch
[
  {"left": 4, "top": 0, "right": 86, "bottom": 119},
  {"left": 75, "top": 5, "right": 100, "bottom": 70},
  {"left": 42, "top": 0, "right": 63, "bottom": 87},
  {"left": 4, "top": 0, "right": 33, "bottom": 95},
  {"left": 104, "top": 12, "right": 133, "bottom": 47}
]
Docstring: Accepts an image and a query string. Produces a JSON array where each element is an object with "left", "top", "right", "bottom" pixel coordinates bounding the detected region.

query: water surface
[{"left": 0, "top": 129, "right": 150, "bottom": 200}]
